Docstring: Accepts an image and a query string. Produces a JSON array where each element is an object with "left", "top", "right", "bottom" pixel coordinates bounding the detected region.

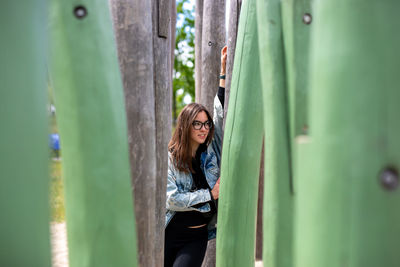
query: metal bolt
[
  {"left": 208, "top": 41, "right": 212, "bottom": 46},
  {"left": 74, "top": 6, "right": 88, "bottom": 19},
  {"left": 380, "top": 167, "right": 399, "bottom": 191},
  {"left": 302, "top": 13, "right": 312, "bottom": 25}
]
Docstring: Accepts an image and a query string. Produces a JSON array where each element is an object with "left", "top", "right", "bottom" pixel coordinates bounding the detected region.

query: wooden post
[
  {"left": 200, "top": 0, "right": 226, "bottom": 115},
  {"left": 199, "top": 1, "right": 225, "bottom": 266},
  {"left": 0, "top": 1, "right": 51, "bottom": 266},
  {"left": 216, "top": 0, "right": 264, "bottom": 266},
  {"left": 295, "top": 1, "right": 400, "bottom": 266},
  {"left": 49, "top": 1, "right": 138, "bottom": 266},
  {"left": 151, "top": 0, "right": 173, "bottom": 265},
  {"left": 195, "top": 0, "right": 204, "bottom": 102},
  {"left": 109, "top": 0, "right": 168, "bottom": 266},
  {"left": 224, "top": 0, "right": 242, "bottom": 123},
  {"left": 171, "top": 0, "right": 177, "bottom": 80}
]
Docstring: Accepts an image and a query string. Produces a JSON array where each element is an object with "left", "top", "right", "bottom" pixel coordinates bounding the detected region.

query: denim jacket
[{"left": 165, "top": 95, "right": 223, "bottom": 239}]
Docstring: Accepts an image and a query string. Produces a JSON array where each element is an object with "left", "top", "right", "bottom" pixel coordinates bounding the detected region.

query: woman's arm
[
  {"left": 219, "top": 45, "right": 227, "bottom": 89},
  {"left": 210, "top": 46, "right": 227, "bottom": 166}
]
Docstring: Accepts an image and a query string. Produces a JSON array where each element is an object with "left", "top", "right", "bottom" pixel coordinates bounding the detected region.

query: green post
[
  {"left": 0, "top": 1, "right": 51, "bottom": 267},
  {"left": 256, "top": 0, "right": 294, "bottom": 266},
  {"left": 49, "top": 1, "right": 138, "bottom": 266},
  {"left": 256, "top": 0, "right": 314, "bottom": 266},
  {"left": 216, "top": 0, "right": 264, "bottom": 266},
  {"left": 281, "top": 0, "right": 313, "bottom": 141},
  {"left": 295, "top": 1, "right": 400, "bottom": 266}
]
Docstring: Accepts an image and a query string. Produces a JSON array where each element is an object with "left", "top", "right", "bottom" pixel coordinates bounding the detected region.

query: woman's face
[{"left": 190, "top": 111, "right": 210, "bottom": 147}]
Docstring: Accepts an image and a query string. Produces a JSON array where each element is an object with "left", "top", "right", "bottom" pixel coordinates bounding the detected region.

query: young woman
[{"left": 164, "top": 46, "right": 227, "bottom": 267}]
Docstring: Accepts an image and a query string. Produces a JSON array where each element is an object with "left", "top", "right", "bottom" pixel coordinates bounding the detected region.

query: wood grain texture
[
  {"left": 158, "top": 0, "right": 170, "bottom": 38},
  {"left": 152, "top": 0, "right": 173, "bottom": 264},
  {"left": 109, "top": 1, "right": 157, "bottom": 266},
  {"left": 195, "top": 0, "right": 204, "bottom": 102},
  {"left": 200, "top": 1, "right": 225, "bottom": 265},
  {"left": 224, "top": 0, "right": 242, "bottom": 127},
  {"left": 200, "top": 0, "right": 226, "bottom": 116}
]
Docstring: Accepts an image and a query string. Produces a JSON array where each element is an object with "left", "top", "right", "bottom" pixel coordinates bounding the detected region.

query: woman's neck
[{"left": 191, "top": 143, "right": 199, "bottom": 157}]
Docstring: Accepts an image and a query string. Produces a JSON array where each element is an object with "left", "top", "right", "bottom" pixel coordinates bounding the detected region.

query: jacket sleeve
[{"left": 166, "top": 157, "right": 212, "bottom": 211}]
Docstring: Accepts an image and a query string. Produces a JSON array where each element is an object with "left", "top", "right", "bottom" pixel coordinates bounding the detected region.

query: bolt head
[
  {"left": 74, "top": 6, "right": 88, "bottom": 19},
  {"left": 380, "top": 167, "right": 399, "bottom": 191},
  {"left": 303, "top": 13, "right": 312, "bottom": 25}
]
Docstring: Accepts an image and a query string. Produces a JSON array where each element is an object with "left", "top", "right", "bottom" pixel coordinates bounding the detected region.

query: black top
[
  {"left": 218, "top": 86, "right": 225, "bottom": 108},
  {"left": 191, "top": 144, "right": 209, "bottom": 191}
]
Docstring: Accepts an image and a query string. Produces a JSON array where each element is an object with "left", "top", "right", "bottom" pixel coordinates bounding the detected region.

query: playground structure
[{"left": 2, "top": 0, "right": 400, "bottom": 267}]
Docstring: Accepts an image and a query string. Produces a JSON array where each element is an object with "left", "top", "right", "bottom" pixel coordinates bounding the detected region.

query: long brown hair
[{"left": 168, "top": 103, "right": 214, "bottom": 173}]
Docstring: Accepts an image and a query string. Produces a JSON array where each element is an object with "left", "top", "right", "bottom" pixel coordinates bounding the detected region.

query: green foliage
[{"left": 173, "top": 0, "right": 195, "bottom": 122}]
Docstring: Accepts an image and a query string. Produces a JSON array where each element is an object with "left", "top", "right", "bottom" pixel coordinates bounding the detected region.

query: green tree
[{"left": 173, "top": 0, "right": 195, "bottom": 124}]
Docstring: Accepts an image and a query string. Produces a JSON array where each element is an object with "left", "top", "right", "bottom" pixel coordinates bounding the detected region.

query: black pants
[{"left": 164, "top": 223, "right": 208, "bottom": 267}]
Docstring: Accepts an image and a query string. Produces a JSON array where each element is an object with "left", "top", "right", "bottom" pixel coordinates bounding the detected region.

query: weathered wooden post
[
  {"left": 49, "top": 1, "right": 138, "bottom": 266},
  {"left": 109, "top": 2, "right": 157, "bottom": 266},
  {"left": 295, "top": 1, "right": 400, "bottom": 267},
  {"left": 0, "top": 1, "right": 51, "bottom": 266},
  {"left": 216, "top": 0, "right": 264, "bottom": 266},
  {"left": 199, "top": 0, "right": 226, "bottom": 115},
  {"left": 195, "top": 1, "right": 226, "bottom": 266},
  {"left": 195, "top": 0, "right": 204, "bottom": 102},
  {"left": 171, "top": 0, "right": 177, "bottom": 78},
  {"left": 109, "top": 0, "right": 172, "bottom": 266},
  {"left": 151, "top": 0, "right": 173, "bottom": 265},
  {"left": 224, "top": 0, "right": 242, "bottom": 119}
]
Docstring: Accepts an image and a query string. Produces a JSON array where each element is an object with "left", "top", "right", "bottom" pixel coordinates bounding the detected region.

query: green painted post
[
  {"left": 281, "top": 0, "right": 313, "bottom": 141},
  {"left": 49, "top": 1, "right": 138, "bottom": 267},
  {"left": 280, "top": 0, "right": 313, "bottom": 203},
  {"left": 215, "top": 0, "right": 264, "bottom": 266},
  {"left": 255, "top": 0, "right": 314, "bottom": 266},
  {"left": 256, "top": 0, "right": 294, "bottom": 266},
  {"left": 295, "top": 1, "right": 400, "bottom": 267},
  {"left": 0, "top": 1, "right": 51, "bottom": 267}
]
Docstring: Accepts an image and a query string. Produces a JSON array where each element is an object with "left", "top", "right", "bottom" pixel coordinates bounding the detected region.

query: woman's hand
[
  {"left": 220, "top": 46, "right": 227, "bottom": 75},
  {"left": 211, "top": 178, "right": 221, "bottom": 199},
  {"left": 220, "top": 46, "right": 227, "bottom": 88}
]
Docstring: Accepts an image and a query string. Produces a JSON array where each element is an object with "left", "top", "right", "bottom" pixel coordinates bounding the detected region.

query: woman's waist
[{"left": 170, "top": 210, "right": 210, "bottom": 228}]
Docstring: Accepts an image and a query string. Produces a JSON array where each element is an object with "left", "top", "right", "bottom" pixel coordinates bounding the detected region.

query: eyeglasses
[{"left": 192, "top": 120, "right": 213, "bottom": 130}]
